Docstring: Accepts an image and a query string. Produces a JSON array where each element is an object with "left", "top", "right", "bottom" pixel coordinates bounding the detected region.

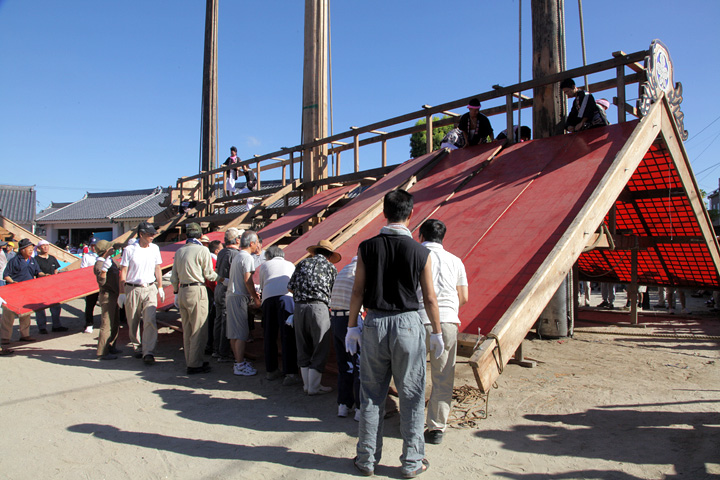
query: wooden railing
[{"left": 178, "top": 49, "right": 648, "bottom": 214}]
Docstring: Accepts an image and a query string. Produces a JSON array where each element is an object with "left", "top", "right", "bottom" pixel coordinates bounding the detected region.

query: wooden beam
[
  {"left": 0, "top": 216, "right": 77, "bottom": 265},
  {"left": 469, "top": 100, "right": 664, "bottom": 393},
  {"left": 220, "top": 180, "right": 301, "bottom": 232}
]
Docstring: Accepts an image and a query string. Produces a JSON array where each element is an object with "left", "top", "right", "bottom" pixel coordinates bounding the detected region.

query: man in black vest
[{"left": 345, "top": 189, "right": 443, "bottom": 478}]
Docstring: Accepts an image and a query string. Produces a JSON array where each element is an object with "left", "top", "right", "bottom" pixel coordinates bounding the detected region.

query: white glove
[
  {"left": 0, "top": 296, "right": 5, "bottom": 308},
  {"left": 285, "top": 314, "right": 294, "bottom": 327},
  {"left": 429, "top": 332, "right": 445, "bottom": 359},
  {"left": 117, "top": 293, "right": 126, "bottom": 309},
  {"left": 345, "top": 326, "right": 362, "bottom": 355},
  {"left": 158, "top": 288, "right": 165, "bottom": 303},
  {"left": 173, "top": 295, "right": 179, "bottom": 310},
  {"left": 101, "top": 257, "right": 113, "bottom": 272}
]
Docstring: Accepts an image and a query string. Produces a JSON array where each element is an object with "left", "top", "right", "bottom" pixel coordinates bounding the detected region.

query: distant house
[
  {"left": 0, "top": 184, "right": 37, "bottom": 232},
  {"left": 36, "top": 187, "right": 170, "bottom": 247}
]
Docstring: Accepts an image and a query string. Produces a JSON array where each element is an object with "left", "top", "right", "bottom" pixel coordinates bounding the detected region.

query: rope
[
  {"left": 578, "top": 0, "right": 589, "bottom": 91},
  {"left": 447, "top": 384, "right": 492, "bottom": 428},
  {"left": 486, "top": 332, "right": 503, "bottom": 374},
  {"left": 576, "top": 329, "right": 720, "bottom": 340},
  {"left": 517, "top": 0, "right": 522, "bottom": 138},
  {"left": 327, "top": 0, "right": 335, "bottom": 176}
]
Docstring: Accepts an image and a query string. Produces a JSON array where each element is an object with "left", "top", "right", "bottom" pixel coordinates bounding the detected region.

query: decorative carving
[{"left": 638, "top": 40, "right": 688, "bottom": 140}]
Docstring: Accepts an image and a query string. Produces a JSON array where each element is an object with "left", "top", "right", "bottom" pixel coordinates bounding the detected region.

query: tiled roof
[
  {"left": 37, "top": 187, "right": 169, "bottom": 223},
  {"left": 0, "top": 184, "right": 36, "bottom": 224}
]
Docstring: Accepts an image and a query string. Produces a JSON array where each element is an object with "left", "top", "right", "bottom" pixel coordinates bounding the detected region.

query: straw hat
[{"left": 306, "top": 239, "right": 341, "bottom": 264}]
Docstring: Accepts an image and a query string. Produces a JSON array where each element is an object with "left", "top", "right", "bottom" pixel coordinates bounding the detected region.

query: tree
[{"left": 409, "top": 116, "right": 454, "bottom": 158}]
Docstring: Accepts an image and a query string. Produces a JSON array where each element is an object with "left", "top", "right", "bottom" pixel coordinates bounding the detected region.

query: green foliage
[{"left": 410, "top": 116, "right": 454, "bottom": 158}]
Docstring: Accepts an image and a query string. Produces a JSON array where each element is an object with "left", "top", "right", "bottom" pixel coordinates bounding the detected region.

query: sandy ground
[{"left": 0, "top": 288, "right": 718, "bottom": 480}]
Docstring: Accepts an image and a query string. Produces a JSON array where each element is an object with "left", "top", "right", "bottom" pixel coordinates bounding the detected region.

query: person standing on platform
[
  {"left": 329, "top": 255, "right": 361, "bottom": 418},
  {"left": 170, "top": 223, "right": 218, "bottom": 374},
  {"left": 34, "top": 239, "right": 68, "bottom": 334},
  {"left": 224, "top": 146, "right": 241, "bottom": 195},
  {"left": 119, "top": 222, "right": 164, "bottom": 365},
  {"left": 2, "top": 238, "right": 45, "bottom": 344},
  {"left": 257, "top": 246, "right": 299, "bottom": 384},
  {"left": 240, "top": 164, "right": 258, "bottom": 209},
  {"left": 344, "top": 189, "right": 443, "bottom": 478},
  {"left": 458, "top": 98, "right": 493, "bottom": 147},
  {"left": 416, "top": 219, "right": 468, "bottom": 446},
  {"left": 226, "top": 230, "right": 261, "bottom": 376},
  {"left": 214, "top": 228, "right": 242, "bottom": 363},
  {"left": 287, "top": 239, "right": 340, "bottom": 396},
  {"left": 81, "top": 237, "right": 99, "bottom": 333},
  {"left": 93, "top": 240, "right": 122, "bottom": 360}
]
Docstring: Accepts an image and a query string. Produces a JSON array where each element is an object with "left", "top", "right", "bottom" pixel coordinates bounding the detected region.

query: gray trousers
[
  {"left": 213, "top": 283, "right": 231, "bottom": 357},
  {"left": 294, "top": 302, "right": 331, "bottom": 372},
  {"left": 124, "top": 284, "right": 158, "bottom": 356},
  {"left": 356, "top": 310, "right": 426, "bottom": 475},
  {"left": 179, "top": 285, "right": 209, "bottom": 368}
]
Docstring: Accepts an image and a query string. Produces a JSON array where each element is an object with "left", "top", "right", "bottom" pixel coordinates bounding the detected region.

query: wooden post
[
  {"left": 290, "top": 152, "right": 295, "bottom": 183},
  {"left": 354, "top": 134, "right": 360, "bottom": 172},
  {"left": 616, "top": 64, "right": 627, "bottom": 124},
  {"left": 531, "top": 0, "right": 566, "bottom": 138},
  {"left": 336, "top": 151, "right": 341, "bottom": 176},
  {"left": 506, "top": 94, "right": 515, "bottom": 144},
  {"left": 301, "top": 0, "right": 328, "bottom": 199},
  {"left": 382, "top": 139, "right": 387, "bottom": 167},
  {"left": 426, "top": 114, "right": 433, "bottom": 154},
  {"left": 255, "top": 162, "right": 261, "bottom": 190},
  {"left": 200, "top": 0, "right": 218, "bottom": 176},
  {"left": 630, "top": 246, "right": 638, "bottom": 324}
]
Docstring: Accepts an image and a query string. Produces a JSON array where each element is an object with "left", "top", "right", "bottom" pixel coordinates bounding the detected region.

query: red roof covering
[{"left": 577, "top": 141, "right": 720, "bottom": 288}]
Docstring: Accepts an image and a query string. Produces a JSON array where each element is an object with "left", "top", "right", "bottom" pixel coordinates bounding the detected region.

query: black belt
[
  {"left": 180, "top": 282, "right": 203, "bottom": 288},
  {"left": 125, "top": 283, "right": 151, "bottom": 288}
]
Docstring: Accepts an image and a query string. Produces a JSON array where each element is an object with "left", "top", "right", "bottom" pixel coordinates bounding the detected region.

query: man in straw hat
[
  {"left": 345, "top": 189, "right": 443, "bottom": 478},
  {"left": 170, "top": 223, "right": 218, "bottom": 374},
  {"left": 287, "top": 238, "right": 340, "bottom": 395},
  {"left": 2, "top": 238, "right": 45, "bottom": 344},
  {"left": 93, "top": 240, "right": 123, "bottom": 360}
]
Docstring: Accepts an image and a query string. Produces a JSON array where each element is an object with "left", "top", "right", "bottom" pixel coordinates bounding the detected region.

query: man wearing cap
[
  {"left": 458, "top": 98, "right": 493, "bottom": 147},
  {"left": 2, "top": 238, "right": 46, "bottom": 344},
  {"left": 287, "top": 239, "right": 340, "bottom": 395},
  {"left": 344, "top": 189, "right": 443, "bottom": 478},
  {"left": 34, "top": 239, "right": 69, "bottom": 334},
  {"left": 170, "top": 223, "right": 218, "bottom": 374},
  {"left": 80, "top": 237, "right": 99, "bottom": 334},
  {"left": 93, "top": 240, "right": 122, "bottom": 360},
  {"left": 119, "top": 221, "right": 164, "bottom": 365}
]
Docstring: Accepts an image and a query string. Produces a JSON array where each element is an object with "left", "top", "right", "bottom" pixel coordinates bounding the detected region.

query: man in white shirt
[
  {"left": 119, "top": 222, "right": 164, "bottom": 365},
  {"left": 417, "top": 219, "right": 469, "bottom": 446}
]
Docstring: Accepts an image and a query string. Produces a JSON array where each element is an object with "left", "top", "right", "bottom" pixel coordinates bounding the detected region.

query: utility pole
[
  {"left": 200, "top": 0, "right": 219, "bottom": 186},
  {"left": 532, "top": 0, "right": 573, "bottom": 337},
  {"left": 301, "top": 0, "right": 329, "bottom": 200}
]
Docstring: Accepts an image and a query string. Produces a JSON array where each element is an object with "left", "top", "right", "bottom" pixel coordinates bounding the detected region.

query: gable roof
[
  {"left": 36, "top": 187, "right": 169, "bottom": 223},
  {"left": 0, "top": 184, "right": 36, "bottom": 224}
]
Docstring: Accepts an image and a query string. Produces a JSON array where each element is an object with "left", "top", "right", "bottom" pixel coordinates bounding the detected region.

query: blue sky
[{"left": 1, "top": 0, "right": 719, "bottom": 211}]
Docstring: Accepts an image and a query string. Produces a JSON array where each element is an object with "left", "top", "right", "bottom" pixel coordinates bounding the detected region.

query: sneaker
[
  {"left": 84, "top": 326, "right": 94, "bottom": 334},
  {"left": 211, "top": 352, "right": 220, "bottom": 359},
  {"left": 424, "top": 429, "right": 444, "bottom": 445},
  {"left": 134, "top": 350, "right": 143, "bottom": 359},
  {"left": 233, "top": 361, "right": 257, "bottom": 376},
  {"left": 52, "top": 326, "right": 69, "bottom": 332},
  {"left": 39, "top": 328, "right": 49, "bottom": 335},
  {"left": 265, "top": 369, "right": 283, "bottom": 381},
  {"left": 143, "top": 354, "right": 155, "bottom": 365},
  {"left": 338, "top": 404, "right": 350, "bottom": 418},
  {"left": 596, "top": 301, "right": 609, "bottom": 308},
  {"left": 282, "top": 374, "right": 302, "bottom": 386}
]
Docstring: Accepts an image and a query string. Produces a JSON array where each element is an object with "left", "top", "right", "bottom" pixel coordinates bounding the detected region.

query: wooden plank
[
  {"left": 468, "top": 106, "right": 661, "bottom": 393},
  {"left": 332, "top": 143, "right": 502, "bottom": 270},
  {"left": 282, "top": 150, "right": 446, "bottom": 264},
  {"left": 257, "top": 184, "right": 357, "bottom": 248}
]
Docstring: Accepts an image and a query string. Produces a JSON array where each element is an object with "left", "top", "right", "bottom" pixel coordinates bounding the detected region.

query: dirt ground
[{"left": 0, "top": 289, "right": 718, "bottom": 480}]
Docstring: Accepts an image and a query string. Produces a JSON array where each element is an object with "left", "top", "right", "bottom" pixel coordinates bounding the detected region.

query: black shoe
[
  {"left": 143, "top": 354, "right": 155, "bottom": 365},
  {"left": 98, "top": 354, "right": 118, "bottom": 361},
  {"left": 39, "top": 328, "right": 49, "bottom": 335},
  {"left": 187, "top": 362, "right": 211, "bottom": 375},
  {"left": 424, "top": 429, "right": 444, "bottom": 445},
  {"left": 52, "top": 326, "right": 69, "bottom": 332},
  {"left": 596, "top": 301, "right": 609, "bottom": 308},
  {"left": 134, "top": 351, "right": 143, "bottom": 359},
  {"left": 108, "top": 346, "right": 123, "bottom": 354}
]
